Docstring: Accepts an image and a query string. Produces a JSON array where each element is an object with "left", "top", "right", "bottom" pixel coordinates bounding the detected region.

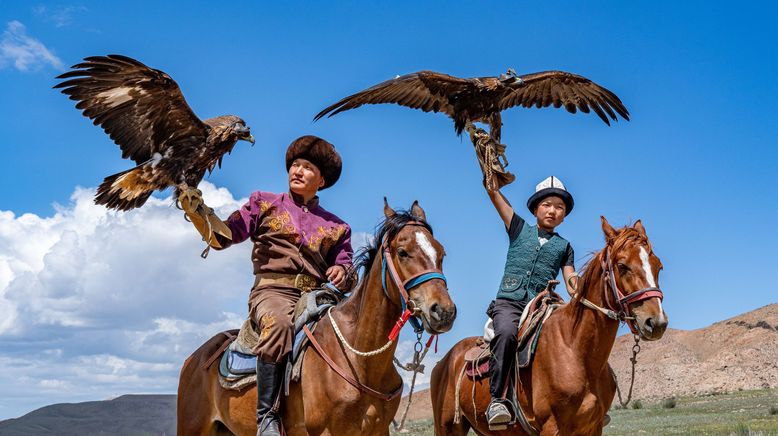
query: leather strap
[
  {"left": 303, "top": 324, "right": 402, "bottom": 401},
  {"left": 202, "top": 331, "right": 236, "bottom": 370}
]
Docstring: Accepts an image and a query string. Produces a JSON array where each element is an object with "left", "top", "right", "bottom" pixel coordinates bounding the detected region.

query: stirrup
[{"left": 487, "top": 401, "right": 512, "bottom": 431}]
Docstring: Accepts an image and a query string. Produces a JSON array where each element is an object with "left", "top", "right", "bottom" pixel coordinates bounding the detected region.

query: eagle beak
[{"left": 246, "top": 134, "right": 255, "bottom": 145}]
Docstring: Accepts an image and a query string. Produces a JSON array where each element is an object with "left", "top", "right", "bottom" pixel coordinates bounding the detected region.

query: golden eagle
[
  {"left": 55, "top": 55, "right": 255, "bottom": 211},
  {"left": 314, "top": 69, "right": 629, "bottom": 142}
]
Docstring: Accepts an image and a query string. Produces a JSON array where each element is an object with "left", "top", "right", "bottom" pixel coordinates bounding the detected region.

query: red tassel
[{"left": 388, "top": 309, "right": 412, "bottom": 341}]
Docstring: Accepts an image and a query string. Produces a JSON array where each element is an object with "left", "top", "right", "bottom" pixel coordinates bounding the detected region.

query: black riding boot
[{"left": 256, "top": 360, "right": 283, "bottom": 436}]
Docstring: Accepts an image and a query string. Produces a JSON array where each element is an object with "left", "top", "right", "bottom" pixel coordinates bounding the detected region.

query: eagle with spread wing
[
  {"left": 314, "top": 69, "right": 629, "bottom": 143},
  {"left": 55, "top": 54, "right": 255, "bottom": 211}
]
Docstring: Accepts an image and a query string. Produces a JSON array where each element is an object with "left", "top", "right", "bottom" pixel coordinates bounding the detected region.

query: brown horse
[
  {"left": 430, "top": 217, "right": 668, "bottom": 436},
  {"left": 177, "top": 200, "right": 457, "bottom": 435}
]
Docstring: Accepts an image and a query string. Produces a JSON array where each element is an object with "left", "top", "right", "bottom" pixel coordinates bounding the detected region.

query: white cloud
[
  {"left": 0, "top": 20, "right": 63, "bottom": 72},
  {"left": 0, "top": 183, "right": 252, "bottom": 419},
  {"left": 33, "top": 5, "right": 88, "bottom": 28},
  {"left": 0, "top": 183, "right": 380, "bottom": 420}
]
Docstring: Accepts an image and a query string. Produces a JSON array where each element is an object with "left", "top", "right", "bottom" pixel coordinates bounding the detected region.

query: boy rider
[{"left": 484, "top": 176, "right": 577, "bottom": 428}]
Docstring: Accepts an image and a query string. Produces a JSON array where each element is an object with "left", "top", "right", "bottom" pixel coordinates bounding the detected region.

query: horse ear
[
  {"left": 410, "top": 200, "right": 427, "bottom": 221},
  {"left": 634, "top": 219, "right": 647, "bottom": 235},
  {"left": 601, "top": 216, "right": 617, "bottom": 242},
  {"left": 384, "top": 197, "right": 396, "bottom": 218}
]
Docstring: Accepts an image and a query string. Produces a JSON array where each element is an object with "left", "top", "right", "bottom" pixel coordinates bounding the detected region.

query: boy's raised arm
[{"left": 486, "top": 187, "right": 515, "bottom": 231}]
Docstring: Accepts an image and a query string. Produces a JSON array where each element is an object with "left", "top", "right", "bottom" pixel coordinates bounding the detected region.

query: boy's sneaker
[{"left": 487, "top": 400, "right": 511, "bottom": 430}]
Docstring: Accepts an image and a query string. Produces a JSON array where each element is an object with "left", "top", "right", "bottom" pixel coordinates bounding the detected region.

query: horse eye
[
  {"left": 398, "top": 248, "right": 409, "bottom": 258},
  {"left": 617, "top": 263, "right": 630, "bottom": 273}
]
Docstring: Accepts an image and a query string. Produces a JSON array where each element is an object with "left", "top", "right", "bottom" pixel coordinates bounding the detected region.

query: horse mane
[
  {"left": 350, "top": 209, "right": 432, "bottom": 291},
  {"left": 572, "top": 225, "right": 649, "bottom": 325}
]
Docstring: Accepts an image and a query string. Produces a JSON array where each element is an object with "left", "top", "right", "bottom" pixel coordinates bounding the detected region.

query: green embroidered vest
[{"left": 496, "top": 223, "right": 569, "bottom": 301}]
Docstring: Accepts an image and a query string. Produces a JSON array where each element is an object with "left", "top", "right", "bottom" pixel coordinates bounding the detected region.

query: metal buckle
[{"left": 294, "top": 274, "right": 318, "bottom": 292}]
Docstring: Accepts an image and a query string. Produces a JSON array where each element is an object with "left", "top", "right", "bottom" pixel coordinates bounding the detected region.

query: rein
[{"left": 307, "top": 219, "right": 447, "bottom": 401}]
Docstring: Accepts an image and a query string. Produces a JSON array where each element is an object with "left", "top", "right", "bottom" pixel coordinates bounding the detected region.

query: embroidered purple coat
[{"left": 217, "top": 191, "right": 353, "bottom": 282}]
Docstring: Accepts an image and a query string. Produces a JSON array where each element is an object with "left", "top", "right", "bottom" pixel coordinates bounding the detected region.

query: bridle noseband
[
  {"left": 380, "top": 220, "right": 448, "bottom": 339},
  {"left": 600, "top": 247, "right": 664, "bottom": 335}
]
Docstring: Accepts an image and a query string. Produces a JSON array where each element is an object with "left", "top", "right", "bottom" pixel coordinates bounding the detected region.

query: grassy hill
[{"left": 0, "top": 395, "right": 175, "bottom": 436}]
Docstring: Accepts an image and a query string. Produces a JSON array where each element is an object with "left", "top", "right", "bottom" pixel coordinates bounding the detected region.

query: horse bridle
[
  {"left": 380, "top": 220, "right": 448, "bottom": 339},
  {"left": 600, "top": 246, "right": 664, "bottom": 335},
  {"left": 302, "top": 219, "right": 447, "bottom": 402}
]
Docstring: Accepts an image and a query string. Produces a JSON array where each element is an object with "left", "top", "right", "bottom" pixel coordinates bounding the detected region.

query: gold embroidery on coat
[
  {"left": 307, "top": 225, "right": 347, "bottom": 251},
  {"left": 263, "top": 208, "right": 301, "bottom": 244}
]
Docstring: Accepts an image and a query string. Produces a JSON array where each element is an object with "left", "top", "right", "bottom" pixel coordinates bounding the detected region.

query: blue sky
[{"left": 0, "top": 0, "right": 776, "bottom": 420}]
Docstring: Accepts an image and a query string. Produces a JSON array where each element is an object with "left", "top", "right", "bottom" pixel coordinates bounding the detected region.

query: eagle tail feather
[{"left": 95, "top": 167, "right": 153, "bottom": 211}]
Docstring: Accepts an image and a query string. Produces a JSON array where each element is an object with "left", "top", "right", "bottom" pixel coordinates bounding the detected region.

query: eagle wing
[
  {"left": 55, "top": 54, "right": 208, "bottom": 165},
  {"left": 498, "top": 71, "right": 630, "bottom": 126},
  {"left": 314, "top": 71, "right": 472, "bottom": 121}
]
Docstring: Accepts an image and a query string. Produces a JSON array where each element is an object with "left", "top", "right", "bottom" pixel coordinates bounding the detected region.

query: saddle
[
  {"left": 463, "top": 282, "right": 565, "bottom": 378},
  {"left": 213, "top": 285, "right": 344, "bottom": 391}
]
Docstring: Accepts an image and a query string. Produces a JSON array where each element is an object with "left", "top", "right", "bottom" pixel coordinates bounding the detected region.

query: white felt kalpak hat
[{"left": 526, "top": 176, "right": 574, "bottom": 216}]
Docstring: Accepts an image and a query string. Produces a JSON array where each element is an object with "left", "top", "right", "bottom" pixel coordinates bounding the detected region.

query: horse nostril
[
  {"left": 430, "top": 303, "right": 442, "bottom": 321},
  {"left": 644, "top": 317, "right": 654, "bottom": 331}
]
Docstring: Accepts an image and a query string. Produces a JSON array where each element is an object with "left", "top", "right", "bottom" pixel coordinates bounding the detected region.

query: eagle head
[
  {"left": 231, "top": 119, "right": 255, "bottom": 145},
  {"left": 499, "top": 68, "right": 523, "bottom": 86},
  {"left": 206, "top": 115, "right": 255, "bottom": 145}
]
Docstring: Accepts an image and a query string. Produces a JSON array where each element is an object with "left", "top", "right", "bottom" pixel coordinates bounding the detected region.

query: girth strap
[{"left": 303, "top": 324, "right": 402, "bottom": 401}]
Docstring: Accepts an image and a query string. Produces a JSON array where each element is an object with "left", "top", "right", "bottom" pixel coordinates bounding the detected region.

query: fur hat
[
  {"left": 285, "top": 135, "right": 342, "bottom": 190},
  {"left": 527, "top": 176, "right": 574, "bottom": 216}
]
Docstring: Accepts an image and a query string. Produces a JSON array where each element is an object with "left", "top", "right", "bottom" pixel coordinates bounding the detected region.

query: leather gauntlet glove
[
  {"left": 178, "top": 187, "right": 232, "bottom": 250},
  {"left": 468, "top": 124, "right": 516, "bottom": 191}
]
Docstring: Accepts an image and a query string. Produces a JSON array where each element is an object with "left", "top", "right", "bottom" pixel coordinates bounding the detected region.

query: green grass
[
  {"left": 390, "top": 419, "right": 436, "bottom": 436},
  {"left": 391, "top": 389, "right": 778, "bottom": 435},
  {"left": 605, "top": 389, "right": 778, "bottom": 435}
]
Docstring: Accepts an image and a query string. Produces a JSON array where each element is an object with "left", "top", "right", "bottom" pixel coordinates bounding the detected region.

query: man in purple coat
[{"left": 180, "top": 135, "right": 352, "bottom": 436}]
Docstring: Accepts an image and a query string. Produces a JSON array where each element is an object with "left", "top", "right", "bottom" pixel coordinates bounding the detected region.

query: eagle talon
[{"left": 178, "top": 187, "right": 204, "bottom": 214}]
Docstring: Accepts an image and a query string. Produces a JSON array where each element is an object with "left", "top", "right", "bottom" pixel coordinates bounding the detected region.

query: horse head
[
  {"left": 600, "top": 216, "right": 668, "bottom": 341},
  {"left": 382, "top": 199, "right": 457, "bottom": 334}
]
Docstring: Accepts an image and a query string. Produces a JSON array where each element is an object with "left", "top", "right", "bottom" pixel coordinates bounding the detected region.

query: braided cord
[{"left": 327, "top": 308, "right": 394, "bottom": 357}]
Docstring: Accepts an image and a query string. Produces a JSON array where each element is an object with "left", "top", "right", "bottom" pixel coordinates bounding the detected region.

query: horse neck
[
  {"left": 561, "top": 251, "right": 621, "bottom": 371},
  {"left": 333, "top": 252, "right": 401, "bottom": 363}
]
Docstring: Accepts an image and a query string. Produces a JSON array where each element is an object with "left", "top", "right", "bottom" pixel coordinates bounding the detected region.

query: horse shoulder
[{"left": 533, "top": 312, "right": 588, "bottom": 397}]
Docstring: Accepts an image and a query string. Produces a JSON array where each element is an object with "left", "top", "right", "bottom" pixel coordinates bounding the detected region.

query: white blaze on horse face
[
  {"left": 639, "top": 246, "right": 657, "bottom": 288},
  {"left": 639, "top": 246, "right": 668, "bottom": 323},
  {"left": 415, "top": 231, "right": 437, "bottom": 268}
]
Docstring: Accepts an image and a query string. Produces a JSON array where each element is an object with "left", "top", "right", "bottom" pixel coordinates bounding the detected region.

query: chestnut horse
[
  {"left": 178, "top": 200, "right": 457, "bottom": 435},
  {"left": 430, "top": 217, "right": 669, "bottom": 436}
]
